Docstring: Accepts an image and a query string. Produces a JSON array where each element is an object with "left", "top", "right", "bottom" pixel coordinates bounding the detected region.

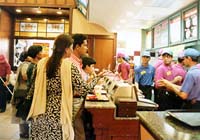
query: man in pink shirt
[
  {"left": 172, "top": 52, "right": 187, "bottom": 86},
  {"left": 154, "top": 49, "right": 163, "bottom": 70},
  {"left": 69, "top": 34, "right": 88, "bottom": 140},
  {"left": 155, "top": 50, "right": 183, "bottom": 110}
]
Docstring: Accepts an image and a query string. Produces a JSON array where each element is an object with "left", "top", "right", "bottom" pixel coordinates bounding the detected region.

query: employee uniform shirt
[
  {"left": 181, "top": 66, "right": 200, "bottom": 101},
  {"left": 155, "top": 64, "right": 174, "bottom": 88},
  {"left": 135, "top": 64, "right": 155, "bottom": 86},
  {"left": 118, "top": 62, "right": 130, "bottom": 80},
  {"left": 172, "top": 63, "right": 187, "bottom": 85},
  {"left": 154, "top": 57, "right": 163, "bottom": 70}
]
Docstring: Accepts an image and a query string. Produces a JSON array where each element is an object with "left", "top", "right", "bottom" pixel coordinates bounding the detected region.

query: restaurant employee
[{"left": 158, "top": 48, "right": 200, "bottom": 109}]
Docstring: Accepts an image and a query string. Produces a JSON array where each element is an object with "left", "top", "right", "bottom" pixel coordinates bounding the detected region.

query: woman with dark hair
[{"left": 27, "top": 34, "right": 100, "bottom": 140}]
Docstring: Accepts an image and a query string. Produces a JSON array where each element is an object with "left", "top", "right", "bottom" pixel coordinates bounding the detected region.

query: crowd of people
[{"left": 0, "top": 33, "right": 200, "bottom": 139}]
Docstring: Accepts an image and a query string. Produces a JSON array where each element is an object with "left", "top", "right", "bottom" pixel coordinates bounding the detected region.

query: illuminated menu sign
[
  {"left": 20, "top": 22, "right": 37, "bottom": 32},
  {"left": 183, "top": 7, "right": 197, "bottom": 40},
  {"left": 169, "top": 16, "right": 181, "bottom": 43},
  {"left": 153, "top": 20, "right": 168, "bottom": 48}
]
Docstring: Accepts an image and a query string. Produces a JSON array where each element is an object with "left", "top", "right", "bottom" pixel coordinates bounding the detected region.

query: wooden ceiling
[{"left": 1, "top": 6, "right": 70, "bottom": 19}]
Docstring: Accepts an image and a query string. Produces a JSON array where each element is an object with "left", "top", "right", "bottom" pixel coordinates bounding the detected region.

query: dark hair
[
  {"left": 27, "top": 45, "right": 43, "bottom": 59},
  {"left": 19, "top": 51, "right": 28, "bottom": 62},
  {"left": 46, "top": 34, "right": 73, "bottom": 78},
  {"left": 82, "top": 56, "right": 96, "bottom": 69},
  {"left": 72, "top": 34, "right": 87, "bottom": 50}
]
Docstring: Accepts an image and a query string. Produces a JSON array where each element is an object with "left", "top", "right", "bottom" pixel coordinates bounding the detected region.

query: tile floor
[{"left": 0, "top": 104, "right": 29, "bottom": 140}]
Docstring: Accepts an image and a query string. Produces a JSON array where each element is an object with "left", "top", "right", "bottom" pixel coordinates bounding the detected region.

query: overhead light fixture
[
  {"left": 26, "top": 18, "right": 31, "bottom": 21},
  {"left": 44, "top": 18, "right": 48, "bottom": 22},
  {"left": 57, "top": 8, "right": 62, "bottom": 15},
  {"left": 133, "top": 0, "right": 143, "bottom": 6},
  {"left": 16, "top": 9, "right": 22, "bottom": 13},
  {"left": 36, "top": 7, "right": 42, "bottom": 14}
]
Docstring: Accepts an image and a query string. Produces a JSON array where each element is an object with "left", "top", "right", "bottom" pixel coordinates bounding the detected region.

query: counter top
[
  {"left": 137, "top": 111, "right": 200, "bottom": 140},
  {"left": 85, "top": 99, "right": 116, "bottom": 109}
]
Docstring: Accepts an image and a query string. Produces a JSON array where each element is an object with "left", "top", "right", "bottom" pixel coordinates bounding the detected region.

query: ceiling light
[
  {"left": 44, "top": 18, "right": 48, "bottom": 22},
  {"left": 26, "top": 18, "right": 31, "bottom": 21},
  {"left": 61, "top": 19, "right": 65, "bottom": 22},
  {"left": 36, "top": 10, "right": 42, "bottom": 14},
  {"left": 120, "top": 19, "right": 126, "bottom": 23},
  {"left": 57, "top": 11, "right": 62, "bottom": 15},
  {"left": 57, "top": 8, "right": 62, "bottom": 15},
  {"left": 133, "top": 0, "right": 143, "bottom": 6},
  {"left": 16, "top": 9, "right": 22, "bottom": 13}
]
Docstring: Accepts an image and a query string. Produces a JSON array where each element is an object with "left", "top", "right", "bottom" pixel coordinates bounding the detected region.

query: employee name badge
[
  {"left": 141, "top": 70, "right": 146, "bottom": 75},
  {"left": 166, "top": 71, "right": 172, "bottom": 76}
]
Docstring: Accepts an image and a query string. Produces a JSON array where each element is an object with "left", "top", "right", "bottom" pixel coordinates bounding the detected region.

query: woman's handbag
[
  {"left": 13, "top": 89, "right": 27, "bottom": 98},
  {"left": 16, "top": 97, "right": 32, "bottom": 120}
]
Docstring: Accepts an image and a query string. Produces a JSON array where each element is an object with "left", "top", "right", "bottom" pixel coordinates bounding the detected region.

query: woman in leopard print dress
[{"left": 28, "top": 34, "right": 100, "bottom": 140}]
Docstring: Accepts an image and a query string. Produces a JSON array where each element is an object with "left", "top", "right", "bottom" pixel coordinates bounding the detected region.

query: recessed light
[
  {"left": 26, "top": 18, "right": 31, "bottom": 21},
  {"left": 16, "top": 9, "right": 22, "bottom": 13},
  {"left": 57, "top": 11, "right": 62, "bottom": 15},
  {"left": 36, "top": 10, "right": 42, "bottom": 14}
]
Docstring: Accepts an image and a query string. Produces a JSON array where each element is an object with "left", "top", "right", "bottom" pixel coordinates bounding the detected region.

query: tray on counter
[
  {"left": 167, "top": 110, "right": 200, "bottom": 127},
  {"left": 86, "top": 94, "right": 109, "bottom": 102}
]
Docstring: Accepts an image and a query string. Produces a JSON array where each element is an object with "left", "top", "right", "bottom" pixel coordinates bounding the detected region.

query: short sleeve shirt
[
  {"left": 181, "top": 66, "right": 200, "bottom": 101},
  {"left": 134, "top": 64, "right": 155, "bottom": 86},
  {"left": 155, "top": 64, "right": 174, "bottom": 87}
]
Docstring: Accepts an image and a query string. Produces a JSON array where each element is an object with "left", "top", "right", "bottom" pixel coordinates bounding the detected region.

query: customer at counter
[
  {"left": 158, "top": 48, "right": 200, "bottom": 109},
  {"left": 82, "top": 56, "right": 97, "bottom": 83},
  {"left": 70, "top": 34, "right": 101, "bottom": 140}
]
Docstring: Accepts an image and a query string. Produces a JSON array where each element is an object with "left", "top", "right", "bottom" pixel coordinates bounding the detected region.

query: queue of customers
[{"left": 0, "top": 32, "right": 200, "bottom": 139}]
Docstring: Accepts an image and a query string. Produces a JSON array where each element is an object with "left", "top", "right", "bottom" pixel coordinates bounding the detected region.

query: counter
[
  {"left": 85, "top": 98, "right": 140, "bottom": 140},
  {"left": 137, "top": 111, "right": 200, "bottom": 140}
]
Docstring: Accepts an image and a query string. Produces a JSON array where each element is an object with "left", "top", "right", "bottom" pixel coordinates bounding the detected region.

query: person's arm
[
  {"left": 71, "top": 64, "right": 100, "bottom": 97},
  {"left": 158, "top": 79, "right": 188, "bottom": 99}
]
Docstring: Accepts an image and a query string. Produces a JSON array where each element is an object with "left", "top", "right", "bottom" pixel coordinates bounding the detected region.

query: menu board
[
  {"left": 20, "top": 22, "right": 37, "bottom": 32},
  {"left": 47, "top": 23, "right": 64, "bottom": 33},
  {"left": 183, "top": 7, "right": 197, "bottom": 40},
  {"left": 145, "top": 31, "right": 152, "bottom": 49},
  {"left": 153, "top": 20, "right": 168, "bottom": 48},
  {"left": 169, "top": 16, "right": 181, "bottom": 43}
]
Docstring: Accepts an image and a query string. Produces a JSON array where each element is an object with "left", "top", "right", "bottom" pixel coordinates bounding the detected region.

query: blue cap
[
  {"left": 162, "top": 49, "right": 173, "bottom": 56},
  {"left": 184, "top": 48, "right": 200, "bottom": 57},
  {"left": 142, "top": 51, "right": 151, "bottom": 57}
]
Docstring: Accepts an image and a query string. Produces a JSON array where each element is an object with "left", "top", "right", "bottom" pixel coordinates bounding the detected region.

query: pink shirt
[
  {"left": 172, "top": 63, "right": 187, "bottom": 85},
  {"left": 69, "top": 53, "right": 84, "bottom": 78},
  {"left": 197, "top": 64, "right": 200, "bottom": 69},
  {"left": 154, "top": 57, "right": 163, "bottom": 70},
  {"left": 155, "top": 63, "right": 174, "bottom": 88},
  {"left": 0, "top": 62, "right": 11, "bottom": 78},
  {"left": 118, "top": 62, "right": 130, "bottom": 80}
]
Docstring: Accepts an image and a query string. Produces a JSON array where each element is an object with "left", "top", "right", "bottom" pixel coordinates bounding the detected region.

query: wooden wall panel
[
  {"left": 36, "top": 0, "right": 46, "bottom": 4},
  {"left": 6, "top": 0, "right": 15, "bottom": 3},
  {"left": 56, "top": 0, "right": 65, "bottom": 5},
  {"left": 46, "top": 0, "right": 55, "bottom": 5},
  {"left": 16, "top": 0, "right": 26, "bottom": 3},
  {"left": 26, "top": 0, "right": 35, "bottom": 4},
  {"left": 94, "top": 38, "right": 115, "bottom": 71}
]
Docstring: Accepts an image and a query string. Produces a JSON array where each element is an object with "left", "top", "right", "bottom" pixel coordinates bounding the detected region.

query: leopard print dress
[{"left": 31, "top": 64, "right": 98, "bottom": 140}]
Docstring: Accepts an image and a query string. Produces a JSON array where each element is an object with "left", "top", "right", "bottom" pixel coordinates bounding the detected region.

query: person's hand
[
  {"left": 173, "top": 76, "right": 183, "bottom": 83},
  {"left": 157, "top": 78, "right": 171, "bottom": 88}
]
